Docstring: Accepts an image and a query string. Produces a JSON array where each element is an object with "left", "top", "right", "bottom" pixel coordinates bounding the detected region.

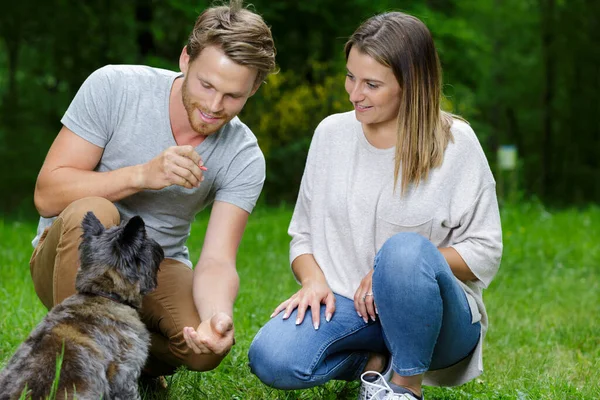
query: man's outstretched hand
[{"left": 183, "top": 312, "right": 235, "bottom": 356}]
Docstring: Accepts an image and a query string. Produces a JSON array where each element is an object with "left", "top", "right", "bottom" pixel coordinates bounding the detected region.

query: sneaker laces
[{"left": 359, "top": 371, "right": 389, "bottom": 399}]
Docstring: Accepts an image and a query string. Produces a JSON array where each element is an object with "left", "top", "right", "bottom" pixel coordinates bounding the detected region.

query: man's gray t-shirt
[{"left": 33, "top": 65, "right": 266, "bottom": 267}]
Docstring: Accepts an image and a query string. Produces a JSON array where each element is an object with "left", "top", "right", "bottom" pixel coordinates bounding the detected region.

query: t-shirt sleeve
[
  {"left": 450, "top": 183, "right": 503, "bottom": 288},
  {"left": 60, "top": 66, "right": 116, "bottom": 148},
  {"left": 214, "top": 145, "right": 265, "bottom": 214}
]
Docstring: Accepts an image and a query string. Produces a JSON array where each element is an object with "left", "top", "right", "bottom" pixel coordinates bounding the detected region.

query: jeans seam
[
  {"left": 306, "top": 320, "right": 376, "bottom": 380},
  {"left": 393, "top": 365, "right": 428, "bottom": 375},
  {"left": 352, "top": 352, "right": 371, "bottom": 380},
  {"left": 311, "top": 350, "right": 365, "bottom": 381},
  {"left": 52, "top": 216, "right": 65, "bottom": 306}
]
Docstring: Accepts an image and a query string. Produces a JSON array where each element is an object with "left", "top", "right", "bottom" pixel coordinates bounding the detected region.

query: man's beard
[{"left": 181, "top": 76, "right": 230, "bottom": 135}]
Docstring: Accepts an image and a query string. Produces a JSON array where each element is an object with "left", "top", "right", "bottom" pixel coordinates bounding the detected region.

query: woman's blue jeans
[{"left": 248, "top": 232, "right": 481, "bottom": 389}]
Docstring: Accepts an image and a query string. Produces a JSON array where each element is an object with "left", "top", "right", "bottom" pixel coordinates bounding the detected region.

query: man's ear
[
  {"left": 179, "top": 46, "right": 190, "bottom": 74},
  {"left": 249, "top": 80, "right": 262, "bottom": 97}
]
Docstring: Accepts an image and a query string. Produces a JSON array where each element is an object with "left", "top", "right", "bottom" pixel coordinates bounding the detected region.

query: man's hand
[
  {"left": 182, "top": 312, "right": 235, "bottom": 356},
  {"left": 139, "top": 145, "right": 207, "bottom": 190}
]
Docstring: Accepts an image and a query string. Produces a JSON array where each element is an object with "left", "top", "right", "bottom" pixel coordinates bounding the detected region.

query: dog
[{"left": 0, "top": 212, "right": 164, "bottom": 400}]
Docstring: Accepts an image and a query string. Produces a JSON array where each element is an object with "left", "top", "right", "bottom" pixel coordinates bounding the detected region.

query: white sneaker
[
  {"left": 358, "top": 357, "right": 394, "bottom": 400},
  {"left": 358, "top": 371, "right": 390, "bottom": 400},
  {"left": 358, "top": 358, "right": 423, "bottom": 400},
  {"left": 358, "top": 372, "right": 421, "bottom": 400}
]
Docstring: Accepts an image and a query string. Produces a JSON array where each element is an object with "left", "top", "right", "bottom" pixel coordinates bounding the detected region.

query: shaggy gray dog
[{"left": 0, "top": 212, "right": 164, "bottom": 400}]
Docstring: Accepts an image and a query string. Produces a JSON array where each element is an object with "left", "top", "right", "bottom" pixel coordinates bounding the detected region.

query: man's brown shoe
[{"left": 139, "top": 374, "right": 168, "bottom": 396}]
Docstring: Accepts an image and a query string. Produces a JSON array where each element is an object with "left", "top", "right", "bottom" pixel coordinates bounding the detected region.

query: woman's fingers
[
  {"left": 354, "top": 287, "right": 366, "bottom": 322},
  {"left": 354, "top": 288, "right": 376, "bottom": 323},
  {"left": 273, "top": 287, "right": 335, "bottom": 329},
  {"left": 324, "top": 292, "right": 336, "bottom": 322},
  {"left": 271, "top": 298, "right": 290, "bottom": 318},
  {"left": 365, "top": 293, "right": 376, "bottom": 321},
  {"left": 295, "top": 298, "right": 310, "bottom": 326},
  {"left": 283, "top": 296, "right": 300, "bottom": 320},
  {"left": 310, "top": 298, "right": 322, "bottom": 330}
]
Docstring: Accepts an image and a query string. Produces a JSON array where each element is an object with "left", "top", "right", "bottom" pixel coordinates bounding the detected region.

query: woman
[{"left": 249, "top": 11, "right": 502, "bottom": 400}]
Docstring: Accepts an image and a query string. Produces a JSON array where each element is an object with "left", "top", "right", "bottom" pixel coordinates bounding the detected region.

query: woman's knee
[
  {"left": 375, "top": 232, "right": 432, "bottom": 279},
  {"left": 248, "top": 329, "right": 283, "bottom": 386},
  {"left": 248, "top": 328, "right": 304, "bottom": 389},
  {"left": 60, "top": 197, "right": 120, "bottom": 230}
]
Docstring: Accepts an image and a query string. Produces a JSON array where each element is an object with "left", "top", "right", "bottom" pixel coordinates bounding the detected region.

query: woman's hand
[
  {"left": 354, "top": 269, "right": 376, "bottom": 323},
  {"left": 270, "top": 281, "right": 336, "bottom": 330}
]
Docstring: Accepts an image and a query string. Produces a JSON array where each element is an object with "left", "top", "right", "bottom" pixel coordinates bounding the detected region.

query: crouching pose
[
  {"left": 28, "top": 0, "right": 276, "bottom": 390},
  {"left": 0, "top": 213, "right": 163, "bottom": 399},
  {"left": 248, "top": 11, "right": 502, "bottom": 400}
]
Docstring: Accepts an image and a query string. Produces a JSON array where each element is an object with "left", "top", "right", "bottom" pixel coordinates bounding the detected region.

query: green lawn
[{"left": 1, "top": 202, "right": 599, "bottom": 399}]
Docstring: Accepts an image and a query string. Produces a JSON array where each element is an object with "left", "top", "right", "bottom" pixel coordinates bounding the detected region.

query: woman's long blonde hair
[{"left": 345, "top": 12, "right": 454, "bottom": 194}]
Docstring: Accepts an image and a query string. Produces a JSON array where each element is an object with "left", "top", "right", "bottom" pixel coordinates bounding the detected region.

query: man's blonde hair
[{"left": 186, "top": 0, "right": 277, "bottom": 86}]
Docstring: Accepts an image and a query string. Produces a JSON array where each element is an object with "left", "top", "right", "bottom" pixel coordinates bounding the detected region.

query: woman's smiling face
[{"left": 344, "top": 46, "right": 402, "bottom": 130}]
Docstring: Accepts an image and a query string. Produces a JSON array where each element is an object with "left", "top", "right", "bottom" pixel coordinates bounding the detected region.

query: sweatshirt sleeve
[
  {"left": 450, "top": 183, "right": 503, "bottom": 288},
  {"left": 288, "top": 131, "right": 321, "bottom": 265}
]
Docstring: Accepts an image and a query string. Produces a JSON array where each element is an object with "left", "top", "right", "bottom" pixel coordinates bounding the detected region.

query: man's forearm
[
  {"left": 192, "top": 261, "right": 240, "bottom": 321},
  {"left": 34, "top": 166, "right": 144, "bottom": 217}
]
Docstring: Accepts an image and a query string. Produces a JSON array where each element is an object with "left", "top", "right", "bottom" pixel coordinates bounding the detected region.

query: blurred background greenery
[{"left": 1, "top": 0, "right": 598, "bottom": 218}]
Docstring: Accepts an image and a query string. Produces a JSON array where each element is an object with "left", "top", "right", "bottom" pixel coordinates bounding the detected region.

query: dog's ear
[
  {"left": 140, "top": 240, "right": 164, "bottom": 295},
  {"left": 120, "top": 216, "right": 146, "bottom": 249},
  {"left": 81, "top": 211, "right": 105, "bottom": 239},
  {"left": 116, "top": 216, "right": 148, "bottom": 285}
]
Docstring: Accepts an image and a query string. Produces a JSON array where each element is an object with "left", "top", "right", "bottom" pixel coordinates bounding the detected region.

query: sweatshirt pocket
[{"left": 374, "top": 217, "right": 433, "bottom": 252}]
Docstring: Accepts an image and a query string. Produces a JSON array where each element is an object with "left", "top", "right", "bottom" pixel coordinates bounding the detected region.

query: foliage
[
  {"left": 1, "top": 203, "right": 599, "bottom": 399},
  {"left": 241, "top": 63, "right": 351, "bottom": 204},
  {"left": 0, "top": 0, "right": 598, "bottom": 213}
]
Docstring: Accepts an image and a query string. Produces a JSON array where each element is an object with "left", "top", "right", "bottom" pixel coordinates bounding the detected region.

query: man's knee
[
  {"left": 60, "top": 197, "right": 120, "bottom": 229},
  {"left": 181, "top": 350, "right": 224, "bottom": 372}
]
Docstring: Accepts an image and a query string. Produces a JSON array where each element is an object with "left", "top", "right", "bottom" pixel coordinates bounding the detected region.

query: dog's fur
[{"left": 0, "top": 212, "right": 164, "bottom": 400}]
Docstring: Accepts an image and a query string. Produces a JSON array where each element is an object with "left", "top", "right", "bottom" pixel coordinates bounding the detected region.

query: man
[{"left": 29, "top": 0, "right": 276, "bottom": 383}]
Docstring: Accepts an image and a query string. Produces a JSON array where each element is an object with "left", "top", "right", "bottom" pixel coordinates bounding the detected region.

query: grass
[{"left": 1, "top": 201, "right": 599, "bottom": 399}]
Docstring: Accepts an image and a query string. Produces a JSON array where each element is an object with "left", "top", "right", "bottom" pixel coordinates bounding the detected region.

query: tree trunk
[
  {"left": 136, "top": 0, "right": 155, "bottom": 61},
  {"left": 539, "top": 0, "right": 556, "bottom": 199},
  {"left": 1, "top": 30, "right": 22, "bottom": 120}
]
